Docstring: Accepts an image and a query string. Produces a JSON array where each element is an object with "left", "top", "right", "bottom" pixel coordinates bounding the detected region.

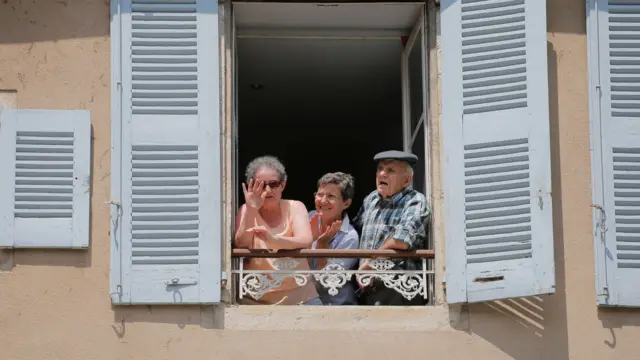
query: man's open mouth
[{"left": 379, "top": 181, "right": 388, "bottom": 186}]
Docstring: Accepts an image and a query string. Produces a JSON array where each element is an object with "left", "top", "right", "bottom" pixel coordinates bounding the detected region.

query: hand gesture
[
  {"left": 242, "top": 179, "right": 265, "bottom": 210},
  {"left": 310, "top": 212, "right": 321, "bottom": 241},
  {"left": 317, "top": 220, "right": 342, "bottom": 244},
  {"left": 246, "top": 225, "right": 276, "bottom": 243}
]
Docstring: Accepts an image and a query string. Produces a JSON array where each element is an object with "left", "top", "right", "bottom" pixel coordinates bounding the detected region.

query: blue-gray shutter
[
  {"left": 441, "top": 0, "right": 555, "bottom": 303},
  {"left": 589, "top": 0, "right": 640, "bottom": 307},
  {"left": 0, "top": 109, "right": 91, "bottom": 248},
  {"left": 110, "top": 0, "right": 222, "bottom": 304}
]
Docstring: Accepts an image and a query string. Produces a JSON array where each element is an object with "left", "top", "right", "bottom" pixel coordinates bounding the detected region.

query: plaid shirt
[{"left": 353, "top": 187, "right": 431, "bottom": 269}]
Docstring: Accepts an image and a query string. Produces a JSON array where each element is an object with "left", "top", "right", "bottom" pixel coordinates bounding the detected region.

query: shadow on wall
[
  {"left": 463, "top": 42, "right": 570, "bottom": 360},
  {"left": 111, "top": 305, "right": 223, "bottom": 337},
  {"left": 598, "top": 309, "right": 640, "bottom": 349},
  {"left": 0, "top": 0, "right": 109, "bottom": 44}
]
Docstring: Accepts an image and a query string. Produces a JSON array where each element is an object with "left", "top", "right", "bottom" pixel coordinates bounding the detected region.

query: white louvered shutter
[
  {"left": 441, "top": 0, "right": 555, "bottom": 303},
  {"left": 110, "top": 0, "right": 222, "bottom": 304},
  {"left": 0, "top": 109, "right": 91, "bottom": 248},
  {"left": 591, "top": 0, "right": 640, "bottom": 307}
]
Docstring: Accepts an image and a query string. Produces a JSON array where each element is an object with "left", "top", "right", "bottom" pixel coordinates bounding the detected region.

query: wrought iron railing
[{"left": 231, "top": 249, "right": 435, "bottom": 305}]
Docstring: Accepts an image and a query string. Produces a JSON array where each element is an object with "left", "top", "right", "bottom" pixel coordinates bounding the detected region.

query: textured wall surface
[{"left": 1, "top": 0, "right": 639, "bottom": 359}]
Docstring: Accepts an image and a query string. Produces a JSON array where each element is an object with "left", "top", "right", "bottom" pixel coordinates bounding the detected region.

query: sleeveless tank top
[{"left": 241, "top": 200, "right": 319, "bottom": 305}]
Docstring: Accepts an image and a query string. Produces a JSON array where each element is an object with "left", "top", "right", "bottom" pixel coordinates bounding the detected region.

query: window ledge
[{"left": 219, "top": 304, "right": 468, "bottom": 331}]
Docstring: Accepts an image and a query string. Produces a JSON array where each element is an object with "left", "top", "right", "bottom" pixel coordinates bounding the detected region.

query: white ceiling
[
  {"left": 233, "top": 2, "right": 423, "bottom": 33},
  {"left": 234, "top": 2, "right": 421, "bottom": 126}
]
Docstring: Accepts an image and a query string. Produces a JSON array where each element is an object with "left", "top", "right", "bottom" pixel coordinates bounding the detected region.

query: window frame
[{"left": 218, "top": 1, "right": 444, "bottom": 307}]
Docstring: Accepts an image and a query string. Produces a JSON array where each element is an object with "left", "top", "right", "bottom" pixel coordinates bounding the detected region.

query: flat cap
[{"left": 373, "top": 150, "right": 419, "bottom": 165}]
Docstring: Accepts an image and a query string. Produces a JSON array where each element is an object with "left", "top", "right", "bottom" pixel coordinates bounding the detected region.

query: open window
[
  {"left": 108, "top": 0, "right": 557, "bottom": 307},
  {"left": 230, "top": 2, "right": 435, "bottom": 305}
]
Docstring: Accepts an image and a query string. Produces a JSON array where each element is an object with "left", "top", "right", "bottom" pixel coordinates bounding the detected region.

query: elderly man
[{"left": 352, "top": 150, "right": 431, "bottom": 306}]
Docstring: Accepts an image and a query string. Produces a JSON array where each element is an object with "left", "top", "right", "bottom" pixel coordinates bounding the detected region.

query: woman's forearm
[
  {"left": 272, "top": 235, "right": 314, "bottom": 249},
  {"left": 314, "top": 238, "right": 330, "bottom": 268},
  {"left": 234, "top": 207, "right": 258, "bottom": 248}
]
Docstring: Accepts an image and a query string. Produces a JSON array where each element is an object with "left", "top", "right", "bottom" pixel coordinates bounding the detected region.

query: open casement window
[
  {"left": 109, "top": 0, "right": 222, "bottom": 305},
  {"left": 588, "top": 0, "right": 640, "bottom": 307},
  {"left": 0, "top": 109, "right": 91, "bottom": 249},
  {"left": 402, "top": 5, "right": 430, "bottom": 199},
  {"left": 441, "top": 0, "right": 555, "bottom": 304}
]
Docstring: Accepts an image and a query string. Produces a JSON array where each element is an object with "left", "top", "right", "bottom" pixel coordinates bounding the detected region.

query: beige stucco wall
[{"left": 1, "top": 0, "right": 639, "bottom": 359}]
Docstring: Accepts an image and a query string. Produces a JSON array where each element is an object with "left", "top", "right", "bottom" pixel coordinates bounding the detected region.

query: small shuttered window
[
  {"left": 109, "top": 0, "right": 222, "bottom": 305},
  {"left": 588, "top": 0, "right": 640, "bottom": 307},
  {"left": 0, "top": 109, "right": 91, "bottom": 248},
  {"left": 441, "top": 0, "right": 556, "bottom": 303}
]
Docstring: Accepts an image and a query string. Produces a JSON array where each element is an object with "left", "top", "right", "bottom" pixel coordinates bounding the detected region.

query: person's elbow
[
  {"left": 382, "top": 236, "right": 411, "bottom": 250},
  {"left": 299, "top": 234, "right": 314, "bottom": 249},
  {"left": 234, "top": 233, "right": 250, "bottom": 249}
]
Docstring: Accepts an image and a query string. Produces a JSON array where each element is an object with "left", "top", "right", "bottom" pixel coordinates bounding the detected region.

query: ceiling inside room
[
  {"left": 233, "top": 2, "right": 424, "bottom": 128},
  {"left": 233, "top": 2, "right": 424, "bottom": 33}
]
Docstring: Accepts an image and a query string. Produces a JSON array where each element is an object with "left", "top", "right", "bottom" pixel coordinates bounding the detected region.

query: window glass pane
[
  {"left": 408, "top": 31, "right": 423, "bottom": 131},
  {"left": 411, "top": 120, "right": 426, "bottom": 195}
]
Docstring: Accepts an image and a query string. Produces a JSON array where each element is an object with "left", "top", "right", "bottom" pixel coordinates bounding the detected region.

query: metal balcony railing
[{"left": 231, "top": 249, "right": 435, "bottom": 305}]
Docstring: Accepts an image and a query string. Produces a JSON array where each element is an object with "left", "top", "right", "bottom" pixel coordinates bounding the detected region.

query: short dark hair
[{"left": 317, "top": 172, "right": 355, "bottom": 201}]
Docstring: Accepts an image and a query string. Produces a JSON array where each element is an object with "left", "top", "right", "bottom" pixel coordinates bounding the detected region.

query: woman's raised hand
[{"left": 242, "top": 179, "right": 266, "bottom": 210}]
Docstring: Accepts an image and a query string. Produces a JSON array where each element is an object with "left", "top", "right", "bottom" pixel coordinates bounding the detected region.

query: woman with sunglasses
[{"left": 234, "top": 155, "right": 321, "bottom": 305}]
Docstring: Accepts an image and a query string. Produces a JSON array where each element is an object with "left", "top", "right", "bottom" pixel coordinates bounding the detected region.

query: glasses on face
[
  {"left": 256, "top": 180, "right": 281, "bottom": 189},
  {"left": 314, "top": 192, "right": 340, "bottom": 202}
]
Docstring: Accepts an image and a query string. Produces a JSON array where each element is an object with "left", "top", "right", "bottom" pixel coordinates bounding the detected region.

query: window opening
[{"left": 230, "top": 2, "right": 433, "bottom": 306}]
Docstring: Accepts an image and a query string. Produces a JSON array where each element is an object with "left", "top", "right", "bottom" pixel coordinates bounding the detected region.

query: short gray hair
[
  {"left": 245, "top": 155, "right": 287, "bottom": 182},
  {"left": 317, "top": 172, "right": 355, "bottom": 201},
  {"left": 405, "top": 163, "right": 414, "bottom": 177}
]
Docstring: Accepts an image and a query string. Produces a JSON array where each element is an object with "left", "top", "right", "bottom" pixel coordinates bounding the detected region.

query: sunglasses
[{"left": 256, "top": 180, "right": 282, "bottom": 188}]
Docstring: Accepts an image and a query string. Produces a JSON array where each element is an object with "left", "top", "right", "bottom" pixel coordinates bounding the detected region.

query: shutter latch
[
  {"left": 165, "top": 277, "right": 198, "bottom": 286},
  {"left": 591, "top": 203, "right": 608, "bottom": 233}
]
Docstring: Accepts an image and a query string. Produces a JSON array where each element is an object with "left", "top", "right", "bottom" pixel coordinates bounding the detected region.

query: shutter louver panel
[
  {"left": 461, "top": 0, "right": 528, "bottom": 115},
  {"left": 14, "top": 131, "right": 75, "bottom": 219},
  {"left": 613, "top": 147, "right": 640, "bottom": 269},
  {"left": 590, "top": 0, "right": 640, "bottom": 307},
  {"left": 131, "top": 145, "right": 200, "bottom": 266},
  {"left": 131, "top": 0, "right": 199, "bottom": 115},
  {"left": 465, "top": 138, "right": 533, "bottom": 264},
  {"left": 608, "top": 2, "right": 640, "bottom": 119},
  {"left": 0, "top": 110, "right": 91, "bottom": 249},
  {"left": 110, "top": 0, "right": 221, "bottom": 305},
  {"left": 442, "top": 0, "right": 554, "bottom": 304}
]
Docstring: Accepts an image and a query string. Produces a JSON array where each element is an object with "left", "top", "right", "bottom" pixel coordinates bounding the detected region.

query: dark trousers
[{"left": 356, "top": 278, "right": 426, "bottom": 306}]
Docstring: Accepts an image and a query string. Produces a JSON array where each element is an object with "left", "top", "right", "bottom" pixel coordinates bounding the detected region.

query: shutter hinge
[
  {"left": 105, "top": 200, "right": 121, "bottom": 208},
  {"left": 221, "top": 271, "right": 228, "bottom": 288},
  {"left": 597, "top": 287, "right": 610, "bottom": 298}
]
